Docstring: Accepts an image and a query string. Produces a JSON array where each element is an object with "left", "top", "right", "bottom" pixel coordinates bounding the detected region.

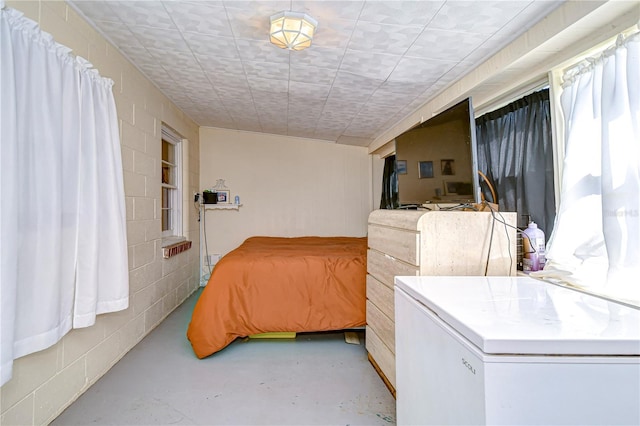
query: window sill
[{"left": 161, "top": 236, "right": 186, "bottom": 248}]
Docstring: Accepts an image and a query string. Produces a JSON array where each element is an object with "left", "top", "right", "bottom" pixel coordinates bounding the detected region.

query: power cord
[
  {"left": 193, "top": 193, "right": 201, "bottom": 222},
  {"left": 438, "top": 203, "right": 478, "bottom": 211},
  {"left": 195, "top": 192, "right": 213, "bottom": 279},
  {"left": 482, "top": 201, "right": 515, "bottom": 276},
  {"left": 202, "top": 203, "right": 212, "bottom": 276},
  {"left": 484, "top": 204, "right": 496, "bottom": 276}
]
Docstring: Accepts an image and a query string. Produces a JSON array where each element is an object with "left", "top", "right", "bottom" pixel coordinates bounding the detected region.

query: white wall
[
  {"left": 0, "top": 2, "right": 200, "bottom": 425},
  {"left": 199, "top": 127, "right": 371, "bottom": 266}
]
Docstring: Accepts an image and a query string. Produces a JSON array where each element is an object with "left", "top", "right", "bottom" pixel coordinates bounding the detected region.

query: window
[
  {"left": 161, "top": 126, "right": 182, "bottom": 238},
  {"left": 475, "top": 89, "right": 556, "bottom": 271},
  {"left": 542, "top": 28, "right": 640, "bottom": 307}
]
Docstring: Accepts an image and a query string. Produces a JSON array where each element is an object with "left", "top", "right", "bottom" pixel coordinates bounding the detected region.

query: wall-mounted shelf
[{"left": 202, "top": 203, "right": 242, "bottom": 210}]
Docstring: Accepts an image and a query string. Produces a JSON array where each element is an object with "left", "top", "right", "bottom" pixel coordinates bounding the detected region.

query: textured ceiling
[{"left": 70, "top": 0, "right": 564, "bottom": 146}]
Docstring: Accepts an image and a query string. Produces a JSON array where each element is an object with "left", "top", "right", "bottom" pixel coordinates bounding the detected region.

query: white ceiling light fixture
[{"left": 269, "top": 11, "right": 318, "bottom": 51}]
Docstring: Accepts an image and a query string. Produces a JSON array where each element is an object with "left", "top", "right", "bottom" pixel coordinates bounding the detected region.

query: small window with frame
[
  {"left": 418, "top": 161, "right": 434, "bottom": 179},
  {"left": 161, "top": 126, "right": 183, "bottom": 238}
]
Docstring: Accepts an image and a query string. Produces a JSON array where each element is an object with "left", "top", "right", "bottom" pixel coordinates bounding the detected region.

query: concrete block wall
[{"left": 0, "top": 2, "right": 201, "bottom": 425}]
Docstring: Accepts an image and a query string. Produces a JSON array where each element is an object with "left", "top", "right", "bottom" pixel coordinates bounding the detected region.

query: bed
[{"left": 187, "top": 236, "right": 367, "bottom": 359}]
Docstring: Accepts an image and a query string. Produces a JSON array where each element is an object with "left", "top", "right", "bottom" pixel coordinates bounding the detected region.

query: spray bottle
[{"left": 522, "top": 220, "right": 545, "bottom": 273}]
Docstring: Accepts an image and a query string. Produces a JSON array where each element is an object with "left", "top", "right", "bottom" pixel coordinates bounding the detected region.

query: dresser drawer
[
  {"left": 366, "top": 326, "right": 396, "bottom": 388},
  {"left": 367, "top": 249, "right": 419, "bottom": 288},
  {"left": 367, "top": 274, "right": 394, "bottom": 321},
  {"left": 366, "top": 299, "right": 395, "bottom": 353},
  {"left": 368, "top": 224, "right": 419, "bottom": 266}
]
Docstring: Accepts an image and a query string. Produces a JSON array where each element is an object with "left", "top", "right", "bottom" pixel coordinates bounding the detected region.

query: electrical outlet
[{"left": 207, "top": 254, "right": 221, "bottom": 266}]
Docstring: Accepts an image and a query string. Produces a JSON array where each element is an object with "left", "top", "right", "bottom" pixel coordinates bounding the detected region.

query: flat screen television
[{"left": 395, "top": 97, "right": 480, "bottom": 207}]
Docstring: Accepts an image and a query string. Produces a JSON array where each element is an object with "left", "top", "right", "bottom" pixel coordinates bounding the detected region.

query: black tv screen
[{"left": 395, "top": 97, "right": 480, "bottom": 206}]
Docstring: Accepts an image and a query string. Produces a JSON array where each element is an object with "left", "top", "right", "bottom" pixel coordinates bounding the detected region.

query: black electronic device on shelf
[{"left": 202, "top": 191, "right": 217, "bottom": 204}]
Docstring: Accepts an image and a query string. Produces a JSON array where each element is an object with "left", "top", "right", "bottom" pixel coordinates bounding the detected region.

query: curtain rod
[
  {"left": 562, "top": 24, "right": 639, "bottom": 78},
  {"left": 474, "top": 78, "right": 549, "bottom": 118}
]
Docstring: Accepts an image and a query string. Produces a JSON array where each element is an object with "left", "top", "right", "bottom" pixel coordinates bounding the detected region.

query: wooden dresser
[{"left": 366, "top": 208, "right": 517, "bottom": 396}]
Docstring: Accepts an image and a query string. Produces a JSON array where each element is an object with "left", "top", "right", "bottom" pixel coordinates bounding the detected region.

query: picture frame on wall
[
  {"left": 444, "top": 181, "right": 458, "bottom": 195},
  {"left": 443, "top": 181, "right": 473, "bottom": 196},
  {"left": 441, "top": 159, "right": 455, "bottom": 175},
  {"left": 396, "top": 160, "right": 407, "bottom": 175},
  {"left": 216, "top": 190, "right": 230, "bottom": 203},
  {"left": 418, "top": 161, "right": 434, "bottom": 179}
]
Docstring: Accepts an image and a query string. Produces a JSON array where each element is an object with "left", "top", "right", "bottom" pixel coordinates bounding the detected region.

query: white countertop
[{"left": 395, "top": 275, "right": 640, "bottom": 356}]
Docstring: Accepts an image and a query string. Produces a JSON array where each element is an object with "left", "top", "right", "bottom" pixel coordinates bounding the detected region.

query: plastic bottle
[{"left": 522, "top": 221, "right": 545, "bottom": 272}]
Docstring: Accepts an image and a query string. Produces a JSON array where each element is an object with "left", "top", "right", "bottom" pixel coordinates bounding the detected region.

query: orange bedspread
[{"left": 187, "top": 236, "right": 367, "bottom": 359}]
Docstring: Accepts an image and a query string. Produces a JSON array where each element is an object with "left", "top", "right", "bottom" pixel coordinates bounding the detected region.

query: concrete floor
[{"left": 52, "top": 289, "right": 397, "bottom": 425}]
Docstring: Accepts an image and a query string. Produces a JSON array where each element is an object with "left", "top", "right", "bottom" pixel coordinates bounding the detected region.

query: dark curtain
[
  {"left": 380, "top": 155, "right": 399, "bottom": 209},
  {"left": 475, "top": 89, "right": 556, "bottom": 235}
]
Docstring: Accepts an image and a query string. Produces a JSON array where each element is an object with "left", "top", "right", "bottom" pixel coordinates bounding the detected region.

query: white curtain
[
  {"left": 541, "top": 30, "right": 640, "bottom": 306},
  {"left": 1, "top": 4, "right": 129, "bottom": 386}
]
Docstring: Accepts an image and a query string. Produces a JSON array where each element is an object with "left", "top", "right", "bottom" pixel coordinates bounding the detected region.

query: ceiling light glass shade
[{"left": 269, "top": 11, "right": 318, "bottom": 51}]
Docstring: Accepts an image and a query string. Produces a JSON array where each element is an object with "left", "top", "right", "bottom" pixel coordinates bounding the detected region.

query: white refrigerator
[{"left": 394, "top": 275, "right": 640, "bottom": 425}]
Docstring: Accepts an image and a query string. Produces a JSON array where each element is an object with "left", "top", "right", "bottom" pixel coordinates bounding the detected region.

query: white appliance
[{"left": 394, "top": 275, "right": 640, "bottom": 425}]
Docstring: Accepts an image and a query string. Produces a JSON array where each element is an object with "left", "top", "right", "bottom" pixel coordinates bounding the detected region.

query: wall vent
[{"left": 163, "top": 240, "right": 192, "bottom": 259}]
